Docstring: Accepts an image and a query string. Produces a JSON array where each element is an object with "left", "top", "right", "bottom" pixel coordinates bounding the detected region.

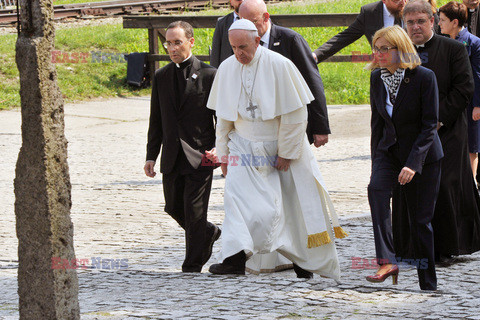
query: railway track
[{"left": 0, "top": 0, "right": 235, "bottom": 24}]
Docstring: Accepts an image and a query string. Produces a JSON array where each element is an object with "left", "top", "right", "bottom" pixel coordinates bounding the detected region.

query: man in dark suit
[
  {"left": 238, "top": 0, "right": 330, "bottom": 147},
  {"left": 144, "top": 21, "right": 220, "bottom": 273},
  {"left": 210, "top": 0, "right": 243, "bottom": 68},
  {"left": 312, "top": 0, "right": 406, "bottom": 63},
  {"left": 464, "top": 0, "right": 480, "bottom": 36},
  {"left": 397, "top": 0, "right": 480, "bottom": 261}
]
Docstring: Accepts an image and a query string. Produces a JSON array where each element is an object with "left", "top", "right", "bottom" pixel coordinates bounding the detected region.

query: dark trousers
[
  {"left": 368, "top": 150, "right": 440, "bottom": 290},
  {"left": 162, "top": 151, "right": 215, "bottom": 272}
]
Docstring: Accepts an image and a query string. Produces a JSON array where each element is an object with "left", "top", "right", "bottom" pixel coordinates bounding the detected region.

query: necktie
[{"left": 260, "top": 40, "right": 265, "bottom": 47}]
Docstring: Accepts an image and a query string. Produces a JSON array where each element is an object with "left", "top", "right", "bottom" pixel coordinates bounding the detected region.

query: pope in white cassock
[{"left": 206, "top": 19, "right": 347, "bottom": 280}]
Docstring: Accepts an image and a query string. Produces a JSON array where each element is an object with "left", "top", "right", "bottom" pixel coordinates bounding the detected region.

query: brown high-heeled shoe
[{"left": 366, "top": 264, "right": 399, "bottom": 284}]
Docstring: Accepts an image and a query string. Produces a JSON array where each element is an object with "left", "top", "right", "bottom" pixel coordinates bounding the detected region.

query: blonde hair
[
  {"left": 428, "top": 0, "right": 438, "bottom": 14},
  {"left": 366, "top": 25, "right": 421, "bottom": 70}
]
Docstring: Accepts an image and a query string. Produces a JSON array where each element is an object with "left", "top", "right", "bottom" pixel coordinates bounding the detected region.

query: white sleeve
[
  {"left": 216, "top": 118, "right": 235, "bottom": 163},
  {"left": 278, "top": 106, "right": 308, "bottom": 160}
]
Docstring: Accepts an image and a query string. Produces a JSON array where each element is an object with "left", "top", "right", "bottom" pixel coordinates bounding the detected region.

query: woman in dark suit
[
  {"left": 439, "top": 1, "right": 480, "bottom": 180},
  {"left": 366, "top": 26, "right": 444, "bottom": 291}
]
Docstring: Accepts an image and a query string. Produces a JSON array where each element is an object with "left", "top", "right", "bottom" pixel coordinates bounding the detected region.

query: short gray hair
[
  {"left": 403, "top": 0, "right": 434, "bottom": 19},
  {"left": 247, "top": 29, "right": 259, "bottom": 40},
  {"left": 228, "top": 28, "right": 259, "bottom": 40}
]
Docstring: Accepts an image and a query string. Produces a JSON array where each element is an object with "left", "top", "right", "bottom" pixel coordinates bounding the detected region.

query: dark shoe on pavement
[
  {"left": 203, "top": 225, "right": 221, "bottom": 265},
  {"left": 293, "top": 264, "right": 313, "bottom": 279},
  {"left": 182, "top": 266, "right": 202, "bottom": 273},
  {"left": 209, "top": 263, "right": 245, "bottom": 275}
]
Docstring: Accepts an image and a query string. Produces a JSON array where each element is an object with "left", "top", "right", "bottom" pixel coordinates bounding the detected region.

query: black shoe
[
  {"left": 209, "top": 263, "right": 245, "bottom": 275},
  {"left": 203, "top": 225, "right": 221, "bottom": 265},
  {"left": 293, "top": 264, "right": 313, "bottom": 279},
  {"left": 435, "top": 253, "right": 454, "bottom": 265},
  {"left": 182, "top": 266, "right": 202, "bottom": 273}
]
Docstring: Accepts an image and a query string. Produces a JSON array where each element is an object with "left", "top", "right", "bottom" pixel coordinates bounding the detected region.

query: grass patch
[
  {"left": 54, "top": 0, "right": 114, "bottom": 5},
  {"left": 0, "top": 0, "right": 453, "bottom": 110}
]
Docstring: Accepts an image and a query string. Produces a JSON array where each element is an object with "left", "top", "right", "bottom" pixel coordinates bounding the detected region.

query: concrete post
[{"left": 14, "top": 0, "right": 80, "bottom": 318}]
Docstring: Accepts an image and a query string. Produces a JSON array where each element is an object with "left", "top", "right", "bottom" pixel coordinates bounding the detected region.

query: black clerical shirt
[{"left": 174, "top": 56, "right": 193, "bottom": 108}]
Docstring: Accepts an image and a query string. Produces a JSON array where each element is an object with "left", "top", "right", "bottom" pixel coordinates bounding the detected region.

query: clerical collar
[
  {"left": 175, "top": 54, "right": 193, "bottom": 69},
  {"left": 415, "top": 32, "right": 434, "bottom": 48},
  {"left": 470, "top": 8, "right": 477, "bottom": 12},
  {"left": 260, "top": 23, "right": 271, "bottom": 48}
]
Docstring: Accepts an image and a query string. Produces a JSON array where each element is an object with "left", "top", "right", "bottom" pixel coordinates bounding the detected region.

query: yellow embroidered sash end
[
  {"left": 334, "top": 226, "right": 348, "bottom": 239},
  {"left": 307, "top": 231, "right": 331, "bottom": 248}
]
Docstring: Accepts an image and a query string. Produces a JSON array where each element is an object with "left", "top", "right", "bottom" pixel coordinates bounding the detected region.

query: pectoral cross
[{"left": 246, "top": 101, "right": 258, "bottom": 119}]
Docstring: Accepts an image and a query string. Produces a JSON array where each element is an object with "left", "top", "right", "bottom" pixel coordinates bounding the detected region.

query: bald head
[{"left": 239, "top": 0, "right": 270, "bottom": 37}]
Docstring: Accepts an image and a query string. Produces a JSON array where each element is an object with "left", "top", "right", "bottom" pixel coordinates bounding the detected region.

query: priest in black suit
[
  {"left": 144, "top": 21, "right": 220, "bottom": 273},
  {"left": 464, "top": 0, "right": 480, "bottom": 183},
  {"left": 464, "top": 0, "right": 480, "bottom": 36},
  {"left": 210, "top": 0, "right": 243, "bottom": 68},
  {"left": 313, "top": 0, "right": 406, "bottom": 63},
  {"left": 239, "top": 0, "right": 330, "bottom": 147},
  {"left": 395, "top": 0, "right": 480, "bottom": 261}
]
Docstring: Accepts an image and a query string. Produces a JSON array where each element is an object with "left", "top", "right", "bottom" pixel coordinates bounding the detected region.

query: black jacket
[
  {"left": 268, "top": 23, "right": 331, "bottom": 138},
  {"left": 314, "top": 1, "right": 384, "bottom": 63},
  {"left": 146, "top": 56, "right": 217, "bottom": 174},
  {"left": 370, "top": 67, "right": 443, "bottom": 174},
  {"left": 210, "top": 12, "right": 235, "bottom": 68}
]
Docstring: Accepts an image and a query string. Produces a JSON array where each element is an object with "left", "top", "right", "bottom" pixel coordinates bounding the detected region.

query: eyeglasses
[
  {"left": 405, "top": 19, "right": 428, "bottom": 27},
  {"left": 163, "top": 40, "right": 185, "bottom": 49},
  {"left": 372, "top": 46, "right": 397, "bottom": 54}
]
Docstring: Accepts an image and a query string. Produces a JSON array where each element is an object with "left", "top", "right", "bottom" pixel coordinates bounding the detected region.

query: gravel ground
[{"left": 1, "top": 97, "right": 479, "bottom": 319}]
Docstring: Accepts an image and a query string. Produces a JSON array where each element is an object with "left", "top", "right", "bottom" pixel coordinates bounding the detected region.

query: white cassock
[{"left": 207, "top": 46, "right": 347, "bottom": 280}]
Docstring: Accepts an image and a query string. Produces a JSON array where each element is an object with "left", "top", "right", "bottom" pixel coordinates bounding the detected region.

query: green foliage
[
  {"left": 0, "top": 0, "right": 454, "bottom": 110},
  {"left": 0, "top": 34, "right": 19, "bottom": 109}
]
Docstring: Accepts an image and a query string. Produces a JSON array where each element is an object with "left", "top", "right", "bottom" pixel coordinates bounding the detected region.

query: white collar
[
  {"left": 175, "top": 53, "right": 192, "bottom": 68},
  {"left": 246, "top": 45, "right": 264, "bottom": 66},
  {"left": 260, "top": 23, "right": 272, "bottom": 47},
  {"left": 383, "top": 3, "right": 395, "bottom": 18},
  {"left": 415, "top": 32, "right": 434, "bottom": 48},
  {"left": 233, "top": 12, "right": 239, "bottom": 21}
]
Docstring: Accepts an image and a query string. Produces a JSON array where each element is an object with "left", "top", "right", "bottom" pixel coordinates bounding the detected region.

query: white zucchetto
[{"left": 228, "top": 19, "right": 258, "bottom": 32}]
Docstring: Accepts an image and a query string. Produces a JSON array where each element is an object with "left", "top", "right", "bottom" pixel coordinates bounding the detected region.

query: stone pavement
[{"left": 1, "top": 97, "right": 479, "bottom": 319}]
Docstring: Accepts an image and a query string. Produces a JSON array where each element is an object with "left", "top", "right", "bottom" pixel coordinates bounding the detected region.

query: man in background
[
  {"left": 210, "top": 0, "right": 243, "bottom": 68},
  {"left": 464, "top": 0, "right": 480, "bottom": 36},
  {"left": 239, "top": 0, "right": 331, "bottom": 147},
  {"left": 312, "top": 0, "right": 406, "bottom": 63}
]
